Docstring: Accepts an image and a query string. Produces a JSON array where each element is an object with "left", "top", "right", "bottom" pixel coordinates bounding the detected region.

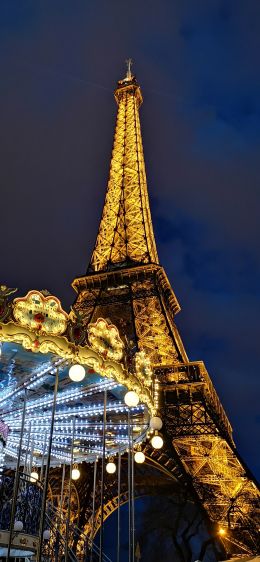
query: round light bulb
[
  {"left": 218, "top": 527, "right": 226, "bottom": 536},
  {"left": 71, "top": 467, "right": 80, "bottom": 480},
  {"left": 124, "top": 391, "right": 139, "bottom": 408},
  {"left": 69, "top": 364, "right": 86, "bottom": 382},
  {"left": 134, "top": 451, "right": 145, "bottom": 464},
  {"left": 150, "top": 434, "right": 163, "bottom": 450},
  {"left": 14, "top": 520, "right": 23, "bottom": 532},
  {"left": 150, "top": 416, "right": 163, "bottom": 431},
  {"left": 106, "top": 461, "right": 116, "bottom": 474},
  {"left": 43, "top": 529, "right": 51, "bottom": 541},
  {"left": 30, "top": 470, "right": 39, "bottom": 482}
]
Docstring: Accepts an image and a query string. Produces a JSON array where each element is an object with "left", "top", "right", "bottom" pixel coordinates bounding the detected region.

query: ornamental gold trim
[
  {"left": 13, "top": 290, "right": 68, "bottom": 335},
  {"left": 0, "top": 319, "right": 155, "bottom": 414}
]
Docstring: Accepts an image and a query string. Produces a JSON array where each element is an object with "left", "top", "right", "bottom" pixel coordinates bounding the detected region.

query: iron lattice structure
[
  {"left": 72, "top": 68, "right": 260, "bottom": 555},
  {"left": 89, "top": 77, "right": 158, "bottom": 272}
]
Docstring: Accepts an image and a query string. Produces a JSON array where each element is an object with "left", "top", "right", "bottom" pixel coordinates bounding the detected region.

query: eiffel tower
[{"left": 72, "top": 62, "right": 260, "bottom": 556}]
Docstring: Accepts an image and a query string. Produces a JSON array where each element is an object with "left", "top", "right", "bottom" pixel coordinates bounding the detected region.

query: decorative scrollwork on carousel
[
  {"left": 0, "top": 288, "right": 155, "bottom": 412},
  {"left": 0, "top": 285, "right": 17, "bottom": 322},
  {"left": 13, "top": 290, "right": 68, "bottom": 335},
  {"left": 67, "top": 306, "right": 86, "bottom": 346},
  {"left": 87, "top": 317, "right": 124, "bottom": 361}
]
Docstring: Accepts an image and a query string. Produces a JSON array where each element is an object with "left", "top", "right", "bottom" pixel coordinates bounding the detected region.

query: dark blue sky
[{"left": 0, "top": 1, "right": 259, "bottom": 480}]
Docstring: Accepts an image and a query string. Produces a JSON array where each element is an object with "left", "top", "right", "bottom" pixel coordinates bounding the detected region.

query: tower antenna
[{"left": 125, "top": 58, "right": 133, "bottom": 80}]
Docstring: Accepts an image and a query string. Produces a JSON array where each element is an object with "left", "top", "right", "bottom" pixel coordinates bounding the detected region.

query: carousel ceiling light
[
  {"left": 150, "top": 431, "right": 164, "bottom": 450},
  {"left": 71, "top": 465, "right": 81, "bottom": 480},
  {"left": 30, "top": 470, "right": 39, "bottom": 482},
  {"left": 106, "top": 461, "right": 117, "bottom": 474},
  {"left": 134, "top": 451, "right": 145, "bottom": 464},
  {"left": 124, "top": 391, "right": 139, "bottom": 408},
  {"left": 69, "top": 364, "right": 86, "bottom": 382},
  {"left": 43, "top": 529, "right": 51, "bottom": 540},
  {"left": 14, "top": 520, "right": 23, "bottom": 532},
  {"left": 149, "top": 416, "right": 163, "bottom": 431}
]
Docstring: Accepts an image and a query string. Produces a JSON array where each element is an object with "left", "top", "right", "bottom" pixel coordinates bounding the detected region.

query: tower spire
[
  {"left": 125, "top": 57, "right": 133, "bottom": 80},
  {"left": 89, "top": 64, "right": 159, "bottom": 272}
]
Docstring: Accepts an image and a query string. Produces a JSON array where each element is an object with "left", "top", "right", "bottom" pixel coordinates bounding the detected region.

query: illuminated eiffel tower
[{"left": 72, "top": 62, "right": 260, "bottom": 556}]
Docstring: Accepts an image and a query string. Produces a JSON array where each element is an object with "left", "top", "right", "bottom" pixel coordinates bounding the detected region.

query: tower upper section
[{"left": 88, "top": 66, "right": 159, "bottom": 272}]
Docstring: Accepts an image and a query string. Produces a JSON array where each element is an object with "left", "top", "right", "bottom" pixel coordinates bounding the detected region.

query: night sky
[{"left": 0, "top": 0, "right": 259, "bottom": 485}]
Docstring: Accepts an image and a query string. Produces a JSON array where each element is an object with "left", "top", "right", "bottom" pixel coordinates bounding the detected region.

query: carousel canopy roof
[{"left": 0, "top": 288, "right": 154, "bottom": 468}]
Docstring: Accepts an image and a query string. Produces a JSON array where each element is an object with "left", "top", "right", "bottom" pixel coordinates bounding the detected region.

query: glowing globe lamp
[
  {"left": 150, "top": 432, "right": 163, "bottom": 450},
  {"left": 72, "top": 467, "right": 81, "bottom": 480},
  {"left": 106, "top": 461, "right": 116, "bottom": 474},
  {"left": 150, "top": 416, "right": 163, "bottom": 431},
  {"left": 134, "top": 451, "right": 145, "bottom": 464},
  {"left": 124, "top": 391, "right": 139, "bottom": 408},
  {"left": 69, "top": 364, "right": 86, "bottom": 382},
  {"left": 14, "top": 520, "right": 23, "bottom": 532},
  {"left": 30, "top": 470, "right": 39, "bottom": 482},
  {"left": 43, "top": 529, "right": 51, "bottom": 540}
]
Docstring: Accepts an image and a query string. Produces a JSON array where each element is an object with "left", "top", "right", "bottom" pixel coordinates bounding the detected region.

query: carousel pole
[
  {"left": 65, "top": 417, "right": 76, "bottom": 562},
  {"left": 53, "top": 462, "right": 66, "bottom": 562},
  {"left": 24, "top": 421, "right": 31, "bottom": 475},
  {"left": 37, "top": 367, "right": 59, "bottom": 562},
  {"left": 131, "top": 430, "right": 135, "bottom": 562},
  {"left": 90, "top": 458, "right": 97, "bottom": 562},
  {"left": 40, "top": 430, "right": 47, "bottom": 481},
  {"left": 99, "top": 389, "right": 107, "bottom": 562},
  {"left": 128, "top": 410, "right": 132, "bottom": 562},
  {"left": 117, "top": 446, "right": 121, "bottom": 562},
  {"left": 59, "top": 462, "right": 66, "bottom": 516},
  {"left": 29, "top": 437, "right": 34, "bottom": 476},
  {"left": 7, "top": 390, "right": 27, "bottom": 562}
]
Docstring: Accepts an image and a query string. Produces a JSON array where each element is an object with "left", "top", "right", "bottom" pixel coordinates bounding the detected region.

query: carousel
[{"left": 0, "top": 286, "right": 163, "bottom": 561}]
